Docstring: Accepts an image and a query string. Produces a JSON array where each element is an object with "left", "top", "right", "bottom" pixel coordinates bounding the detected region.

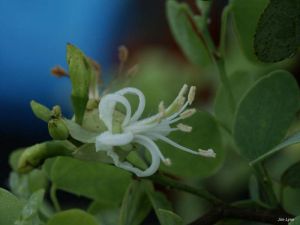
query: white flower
[{"left": 95, "top": 84, "right": 216, "bottom": 177}]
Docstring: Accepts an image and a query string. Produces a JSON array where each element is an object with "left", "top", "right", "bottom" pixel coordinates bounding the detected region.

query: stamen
[
  {"left": 177, "top": 123, "right": 192, "bottom": 132},
  {"left": 188, "top": 86, "right": 196, "bottom": 105},
  {"left": 180, "top": 108, "right": 196, "bottom": 119},
  {"left": 152, "top": 133, "right": 203, "bottom": 156},
  {"left": 198, "top": 149, "right": 216, "bottom": 158}
]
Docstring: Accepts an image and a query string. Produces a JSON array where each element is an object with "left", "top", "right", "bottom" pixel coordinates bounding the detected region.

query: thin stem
[
  {"left": 146, "top": 174, "right": 223, "bottom": 206},
  {"left": 214, "top": 56, "right": 236, "bottom": 112},
  {"left": 188, "top": 205, "right": 293, "bottom": 225},
  {"left": 219, "top": 5, "right": 232, "bottom": 58},
  {"left": 199, "top": 10, "right": 236, "bottom": 113},
  {"left": 50, "top": 183, "right": 61, "bottom": 212},
  {"left": 252, "top": 163, "right": 279, "bottom": 208}
]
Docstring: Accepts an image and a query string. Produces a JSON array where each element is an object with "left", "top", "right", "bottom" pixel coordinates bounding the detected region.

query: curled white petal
[
  {"left": 96, "top": 131, "right": 133, "bottom": 150},
  {"left": 99, "top": 94, "right": 132, "bottom": 130},
  {"left": 116, "top": 87, "right": 145, "bottom": 123},
  {"left": 133, "top": 135, "right": 162, "bottom": 176},
  {"left": 105, "top": 135, "right": 161, "bottom": 177}
]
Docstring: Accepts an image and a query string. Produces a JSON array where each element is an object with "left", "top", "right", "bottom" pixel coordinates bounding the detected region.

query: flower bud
[
  {"left": 52, "top": 105, "right": 62, "bottom": 118},
  {"left": 48, "top": 118, "right": 69, "bottom": 140},
  {"left": 17, "top": 141, "right": 76, "bottom": 173},
  {"left": 30, "top": 100, "right": 52, "bottom": 122}
]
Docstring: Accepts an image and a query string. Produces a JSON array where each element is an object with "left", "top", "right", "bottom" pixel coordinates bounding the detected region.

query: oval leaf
[
  {"left": 118, "top": 181, "right": 151, "bottom": 225},
  {"left": 0, "top": 188, "right": 23, "bottom": 225},
  {"left": 214, "top": 71, "right": 255, "bottom": 131},
  {"left": 47, "top": 209, "right": 98, "bottom": 225},
  {"left": 166, "top": 0, "right": 212, "bottom": 67},
  {"left": 46, "top": 157, "right": 131, "bottom": 204},
  {"left": 160, "top": 111, "right": 224, "bottom": 177},
  {"left": 254, "top": 0, "right": 300, "bottom": 62},
  {"left": 234, "top": 70, "right": 300, "bottom": 162}
]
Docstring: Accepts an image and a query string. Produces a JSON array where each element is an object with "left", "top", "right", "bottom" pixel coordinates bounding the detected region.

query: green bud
[
  {"left": 17, "top": 141, "right": 76, "bottom": 173},
  {"left": 30, "top": 100, "right": 52, "bottom": 122},
  {"left": 48, "top": 119, "right": 69, "bottom": 140}
]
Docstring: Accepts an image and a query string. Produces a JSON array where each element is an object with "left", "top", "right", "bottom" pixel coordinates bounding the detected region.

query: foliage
[{"left": 2, "top": 0, "right": 300, "bottom": 224}]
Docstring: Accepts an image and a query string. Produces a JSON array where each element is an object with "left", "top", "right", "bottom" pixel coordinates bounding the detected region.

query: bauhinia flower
[{"left": 92, "top": 84, "right": 216, "bottom": 177}]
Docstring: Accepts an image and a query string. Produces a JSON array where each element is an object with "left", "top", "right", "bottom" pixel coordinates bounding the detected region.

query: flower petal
[
  {"left": 99, "top": 93, "right": 132, "bottom": 131},
  {"left": 116, "top": 87, "right": 146, "bottom": 123},
  {"left": 95, "top": 131, "right": 134, "bottom": 151}
]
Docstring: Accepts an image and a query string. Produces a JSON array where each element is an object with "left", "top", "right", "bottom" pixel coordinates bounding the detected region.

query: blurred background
[{"left": 2, "top": 0, "right": 300, "bottom": 224}]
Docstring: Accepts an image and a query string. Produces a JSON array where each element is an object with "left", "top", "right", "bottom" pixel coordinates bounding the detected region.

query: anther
[
  {"left": 180, "top": 108, "right": 196, "bottom": 119},
  {"left": 163, "top": 158, "right": 172, "bottom": 166},
  {"left": 178, "top": 84, "right": 188, "bottom": 98},
  {"left": 188, "top": 86, "right": 196, "bottom": 105},
  {"left": 177, "top": 123, "right": 192, "bottom": 132},
  {"left": 159, "top": 101, "right": 165, "bottom": 114},
  {"left": 177, "top": 97, "right": 186, "bottom": 108},
  {"left": 198, "top": 149, "right": 216, "bottom": 158}
]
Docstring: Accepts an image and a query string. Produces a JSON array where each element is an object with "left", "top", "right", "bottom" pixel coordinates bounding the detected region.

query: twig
[{"left": 146, "top": 174, "right": 223, "bottom": 205}]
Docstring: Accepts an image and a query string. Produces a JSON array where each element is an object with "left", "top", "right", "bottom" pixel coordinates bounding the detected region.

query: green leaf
[
  {"left": 73, "top": 143, "right": 112, "bottom": 163},
  {"left": 252, "top": 131, "right": 300, "bottom": 164},
  {"left": 9, "top": 170, "right": 48, "bottom": 199},
  {"left": 66, "top": 44, "right": 92, "bottom": 124},
  {"left": 47, "top": 209, "right": 98, "bottom": 225},
  {"left": 15, "top": 189, "right": 45, "bottom": 225},
  {"left": 159, "top": 111, "right": 224, "bottom": 177},
  {"left": 233, "top": 70, "right": 300, "bottom": 162},
  {"left": 45, "top": 156, "right": 131, "bottom": 204},
  {"left": 118, "top": 181, "right": 151, "bottom": 225},
  {"left": 214, "top": 71, "right": 255, "bottom": 131},
  {"left": 0, "top": 188, "right": 23, "bottom": 225},
  {"left": 144, "top": 181, "right": 183, "bottom": 225},
  {"left": 254, "top": 0, "right": 300, "bottom": 62},
  {"left": 281, "top": 162, "right": 300, "bottom": 188},
  {"left": 30, "top": 100, "right": 52, "bottom": 122},
  {"left": 290, "top": 216, "right": 300, "bottom": 225},
  {"left": 166, "top": 0, "right": 212, "bottom": 67},
  {"left": 88, "top": 201, "right": 119, "bottom": 225},
  {"left": 231, "top": 0, "right": 269, "bottom": 62},
  {"left": 157, "top": 209, "right": 183, "bottom": 225}
]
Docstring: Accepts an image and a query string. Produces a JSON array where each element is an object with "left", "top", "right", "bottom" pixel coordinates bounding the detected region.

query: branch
[
  {"left": 146, "top": 174, "right": 223, "bottom": 205},
  {"left": 189, "top": 205, "right": 294, "bottom": 225}
]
